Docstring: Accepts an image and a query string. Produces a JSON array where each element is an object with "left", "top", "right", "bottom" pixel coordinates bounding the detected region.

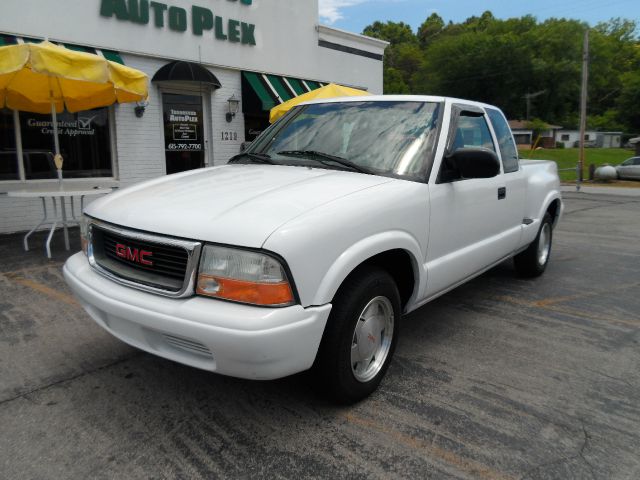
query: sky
[{"left": 318, "top": 0, "right": 640, "bottom": 33}]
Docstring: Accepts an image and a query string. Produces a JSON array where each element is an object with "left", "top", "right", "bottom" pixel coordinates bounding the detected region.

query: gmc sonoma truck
[{"left": 64, "top": 96, "right": 562, "bottom": 403}]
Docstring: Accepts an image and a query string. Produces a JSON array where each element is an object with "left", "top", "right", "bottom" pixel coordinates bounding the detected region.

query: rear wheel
[
  {"left": 314, "top": 266, "right": 400, "bottom": 404},
  {"left": 514, "top": 213, "right": 553, "bottom": 278}
]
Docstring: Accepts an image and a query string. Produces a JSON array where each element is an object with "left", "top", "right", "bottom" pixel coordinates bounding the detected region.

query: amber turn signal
[{"left": 196, "top": 274, "right": 294, "bottom": 306}]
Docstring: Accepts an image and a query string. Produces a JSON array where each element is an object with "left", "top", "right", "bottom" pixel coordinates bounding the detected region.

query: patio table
[{"left": 7, "top": 186, "right": 112, "bottom": 258}]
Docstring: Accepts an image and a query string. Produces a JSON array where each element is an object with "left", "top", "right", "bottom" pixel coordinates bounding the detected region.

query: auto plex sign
[{"left": 100, "top": 0, "right": 257, "bottom": 46}]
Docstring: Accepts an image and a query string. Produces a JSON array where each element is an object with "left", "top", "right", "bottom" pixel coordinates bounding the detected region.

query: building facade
[
  {"left": 508, "top": 120, "right": 562, "bottom": 148},
  {"left": 0, "top": 0, "right": 387, "bottom": 234},
  {"left": 556, "top": 130, "right": 623, "bottom": 149}
]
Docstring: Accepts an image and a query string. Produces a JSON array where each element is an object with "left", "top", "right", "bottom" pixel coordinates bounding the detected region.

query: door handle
[{"left": 498, "top": 187, "right": 506, "bottom": 200}]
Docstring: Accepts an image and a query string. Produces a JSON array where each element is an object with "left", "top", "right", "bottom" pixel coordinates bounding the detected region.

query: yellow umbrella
[
  {"left": 0, "top": 41, "right": 148, "bottom": 180},
  {"left": 269, "top": 83, "right": 371, "bottom": 123}
]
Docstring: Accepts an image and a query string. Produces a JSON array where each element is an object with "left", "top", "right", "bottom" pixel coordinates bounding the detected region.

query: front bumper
[{"left": 63, "top": 252, "right": 331, "bottom": 380}]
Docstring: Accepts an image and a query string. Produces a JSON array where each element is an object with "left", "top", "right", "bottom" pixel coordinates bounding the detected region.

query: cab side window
[
  {"left": 439, "top": 112, "right": 498, "bottom": 183},
  {"left": 453, "top": 115, "right": 496, "bottom": 152},
  {"left": 487, "top": 109, "right": 519, "bottom": 173}
]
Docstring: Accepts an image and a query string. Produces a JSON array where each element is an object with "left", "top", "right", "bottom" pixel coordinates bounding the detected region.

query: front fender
[
  {"left": 312, "top": 231, "right": 424, "bottom": 307},
  {"left": 261, "top": 178, "right": 430, "bottom": 308}
]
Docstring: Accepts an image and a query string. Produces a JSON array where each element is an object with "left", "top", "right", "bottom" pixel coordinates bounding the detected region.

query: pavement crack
[
  {"left": 0, "top": 353, "right": 141, "bottom": 406},
  {"left": 583, "top": 367, "right": 635, "bottom": 389},
  {"left": 519, "top": 420, "right": 596, "bottom": 480},
  {"left": 579, "top": 421, "right": 597, "bottom": 480}
]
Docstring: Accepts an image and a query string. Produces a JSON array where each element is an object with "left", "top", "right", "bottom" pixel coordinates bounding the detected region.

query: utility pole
[
  {"left": 577, "top": 29, "right": 589, "bottom": 190},
  {"left": 523, "top": 90, "right": 546, "bottom": 121}
]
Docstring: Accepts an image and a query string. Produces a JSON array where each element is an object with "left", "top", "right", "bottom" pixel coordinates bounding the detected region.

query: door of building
[{"left": 162, "top": 93, "right": 206, "bottom": 174}]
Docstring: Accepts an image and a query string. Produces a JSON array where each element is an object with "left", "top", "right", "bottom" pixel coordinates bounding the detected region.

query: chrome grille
[
  {"left": 87, "top": 220, "right": 201, "bottom": 298},
  {"left": 99, "top": 229, "right": 188, "bottom": 281}
]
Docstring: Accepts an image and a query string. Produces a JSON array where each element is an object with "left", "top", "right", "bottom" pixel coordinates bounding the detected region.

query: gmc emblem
[{"left": 115, "top": 243, "right": 153, "bottom": 266}]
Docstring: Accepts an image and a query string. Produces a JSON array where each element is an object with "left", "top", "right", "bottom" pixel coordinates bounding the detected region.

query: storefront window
[
  {"left": 19, "top": 107, "right": 112, "bottom": 179},
  {"left": 0, "top": 109, "right": 19, "bottom": 181}
]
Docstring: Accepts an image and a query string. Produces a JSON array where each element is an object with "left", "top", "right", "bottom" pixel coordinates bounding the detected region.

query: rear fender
[{"left": 521, "top": 191, "right": 563, "bottom": 246}]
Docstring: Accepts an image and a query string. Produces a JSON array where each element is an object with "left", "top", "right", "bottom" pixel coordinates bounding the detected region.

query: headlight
[
  {"left": 79, "top": 215, "right": 90, "bottom": 255},
  {"left": 196, "top": 245, "right": 295, "bottom": 306}
]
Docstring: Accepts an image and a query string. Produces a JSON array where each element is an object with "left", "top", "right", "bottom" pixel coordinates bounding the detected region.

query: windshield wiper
[
  {"left": 276, "top": 150, "right": 372, "bottom": 174},
  {"left": 228, "top": 152, "right": 277, "bottom": 165}
]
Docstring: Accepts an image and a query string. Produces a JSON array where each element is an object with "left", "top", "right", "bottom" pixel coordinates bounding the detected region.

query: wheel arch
[
  {"left": 546, "top": 197, "right": 562, "bottom": 228},
  {"left": 533, "top": 191, "right": 562, "bottom": 227},
  {"left": 312, "top": 232, "right": 423, "bottom": 312}
]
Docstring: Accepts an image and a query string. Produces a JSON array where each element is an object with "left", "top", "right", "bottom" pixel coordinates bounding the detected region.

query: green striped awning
[
  {"left": 242, "top": 71, "right": 326, "bottom": 111},
  {"left": 0, "top": 34, "right": 125, "bottom": 64}
]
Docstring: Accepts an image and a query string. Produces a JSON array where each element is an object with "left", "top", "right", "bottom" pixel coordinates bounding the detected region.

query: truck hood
[{"left": 86, "top": 164, "right": 393, "bottom": 247}]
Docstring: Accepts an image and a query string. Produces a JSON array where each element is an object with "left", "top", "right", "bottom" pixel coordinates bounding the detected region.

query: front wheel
[
  {"left": 314, "top": 266, "right": 400, "bottom": 404},
  {"left": 514, "top": 213, "right": 553, "bottom": 278}
]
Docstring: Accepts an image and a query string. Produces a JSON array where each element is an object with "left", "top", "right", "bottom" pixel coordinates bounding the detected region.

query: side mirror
[{"left": 442, "top": 148, "right": 500, "bottom": 181}]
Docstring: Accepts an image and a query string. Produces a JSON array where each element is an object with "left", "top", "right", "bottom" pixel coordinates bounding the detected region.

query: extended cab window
[
  {"left": 437, "top": 111, "right": 498, "bottom": 183},
  {"left": 452, "top": 115, "right": 496, "bottom": 151},
  {"left": 487, "top": 109, "right": 519, "bottom": 173}
]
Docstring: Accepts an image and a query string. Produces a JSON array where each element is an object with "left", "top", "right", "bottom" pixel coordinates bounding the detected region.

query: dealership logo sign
[{"left": 100, "top": 0, "right": 257, "bottom": 46}]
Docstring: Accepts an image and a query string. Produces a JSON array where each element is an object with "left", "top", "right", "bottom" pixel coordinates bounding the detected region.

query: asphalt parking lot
[{"left": 1, "top": 191, "right": 639, "bottom": 480}]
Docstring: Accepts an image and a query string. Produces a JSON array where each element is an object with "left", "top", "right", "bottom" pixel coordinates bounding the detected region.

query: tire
[
  {"left": 314, "top": 266, "right": 400, "bottom": 404},
  {"left": 514, "top": 213, "right": 553, "bottom": 278}
]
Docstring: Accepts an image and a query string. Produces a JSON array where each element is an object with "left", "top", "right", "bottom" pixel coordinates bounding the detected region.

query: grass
[{"left": 518, "top": 147, "right": 635, "bottom": 182}]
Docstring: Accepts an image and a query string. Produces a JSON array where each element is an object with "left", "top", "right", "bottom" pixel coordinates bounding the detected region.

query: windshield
[{"left": 249, "top": 101, "right": 441, "bottom": 181}]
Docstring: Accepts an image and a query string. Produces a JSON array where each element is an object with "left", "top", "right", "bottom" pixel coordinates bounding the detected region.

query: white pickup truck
[{"left": 64, "top": 96, "right": 562, "bottom": 403}]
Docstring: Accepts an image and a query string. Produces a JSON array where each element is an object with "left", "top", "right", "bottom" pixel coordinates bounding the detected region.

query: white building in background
[
  {"left": 556, "top": 130, "right": 623, "bottom": 149},
  {"left": 0, "top": 0, "right": 388, "bottom": 234},
  {"left": 508, "top": 120, "right": 562, "bottom": 148}
]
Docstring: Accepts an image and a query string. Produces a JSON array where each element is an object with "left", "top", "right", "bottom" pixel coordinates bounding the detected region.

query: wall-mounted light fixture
[
  {"left": 226, "top": 94, "right": 240, "bottom": 122},
  {"left": 134, "top": 100, "right": 149, "bottom": 118}
]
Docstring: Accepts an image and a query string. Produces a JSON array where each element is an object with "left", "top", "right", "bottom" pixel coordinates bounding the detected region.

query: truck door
[
  {"left": 486, "top": 107, "right": 526, "bottom": 250},
  {"left": 424, "top": 104, "right": 522, "bottom": 298}
]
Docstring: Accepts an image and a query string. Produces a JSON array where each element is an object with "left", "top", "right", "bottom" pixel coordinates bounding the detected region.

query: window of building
[
  {"left": 0, "top": 109, "right": 18, "bottom": 181},
  {"left": 0, "top": 107, "right": 113, "bottom": 181},
  {"left": 584, "top": 134, "right": 590, "bottom": 141},
  {"left": 561, "top": 134, "right": 570, "bottom": 141}
]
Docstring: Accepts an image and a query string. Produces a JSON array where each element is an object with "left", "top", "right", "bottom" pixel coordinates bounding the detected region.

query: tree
[
  {"left": 362, "top": 21, "right": 416, "bottom": 45},
  {"left": 527, "top": 118, "right": 550, "bottom": 143},
  {"left": 363, "top": 21, "right": 421, "bottom": 94},
  {"left": 417, "top": 13, "right": 444, "bottom": 48},
  {"left": 616, "top": 71, "right": 640, "bottom": 132},
  {"left": 362, "top": 13, "right": 640, "bottom": 132}
]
